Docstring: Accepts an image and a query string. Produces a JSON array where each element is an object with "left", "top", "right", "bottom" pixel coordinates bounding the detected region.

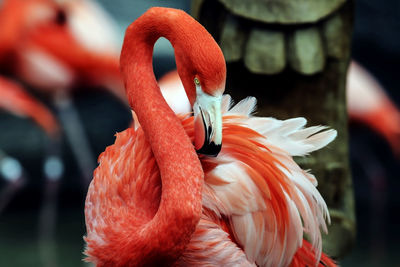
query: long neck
[{"left": 120, "top": 8, "right": 204, "bottom": 264}]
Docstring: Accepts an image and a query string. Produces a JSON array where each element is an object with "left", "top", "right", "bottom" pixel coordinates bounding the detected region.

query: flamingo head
[{"left": 174, "top": 26, "right": 226, "bottom": 157}]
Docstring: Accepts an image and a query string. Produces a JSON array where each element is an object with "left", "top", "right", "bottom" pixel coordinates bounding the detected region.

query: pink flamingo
[
  {"left": 15, "top": 18, "right": 125, "bottom": 102},
  {"left": 0, "top": 0, "right": 57, "bottom": 63},
  {"left": 17, "top": 19, "right": 125, "bottom": 185},
  {"left": 0, "top": 2, "right": 118, "bottom": 265},
  {"left": 59, "top": 0, "right": 121, "bottom": 59},
  {"left": 0, "top": 0, "right": 128, "bottom": 186},
  {"left": 347, "top": 61, "right": 400, "bottom": 156},
  {"left": 84, "top": 8, "right": 336, "bottom": 266},
  {"left": 0, "top": 0, "right": 90, "bottom": 184},
  {"left": 0, "top": 76, "right": 59, "bottom": 136},
  {"left": 0, "top": 149, "right": 26, "bottom": 214},
  {"left": 0, "top": 0, "right": 124, "bottom": 101},
  {"left": 0, "top": 76, "right": 61, "bottom": 212},
  {"left": 347, "top": 61, "right": 396, "bottom": 261}
]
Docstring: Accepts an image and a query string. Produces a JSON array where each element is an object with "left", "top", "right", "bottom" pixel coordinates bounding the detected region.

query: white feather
[
  {"left": 228, "top": 97, "right": 257, "bottom": 116},
  {"left": 159, "top": 87, "right": 334, "bottom": 265},
  {"left": 179, "top": 217, "right": 256, "bottom": 266},
  {"left": 201, "top": 95, "right": 335, "bottom": 266}
]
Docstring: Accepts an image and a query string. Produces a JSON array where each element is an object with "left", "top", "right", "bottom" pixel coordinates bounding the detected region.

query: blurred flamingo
[
  {"left": 15, "top": 11, "right": 125, "bottom": 102},
  {"left": 16, "top": 14, "right": 125, "bottom": 186},
  {"left": 0, "top": 149, "right": 26, "bottom": 214},
  {"left": 0, "top": 77, "right": 41, "bottom": 214},
  {"left": 0, "top": 0, "right": 124, "bottom": 101},
  {"left": 84, "top": 8, "right": 336, "bottom": 266},
  {"left": 0, "top": 0, "right": 130, "bottom": 187},
  {"left": 62, "top": 0, "right": 121, "bottom": 54},
  {"left": 347, "top": 61, "right": 397, "bottom": 261},
  {"left": 0, "top": 2, "right": 102, "bottom": 265},
  {"left": 0, "top": 0, "right": 57, "bottom": 63},
  {"left": 0, "top": 76, "right": 62, "bottom": 214},
  {"left": 0, "top": 76, "right": 59, "bottom": 136},
  {"left": 347, "top": 61, "right": 400, "bottom": 156}
]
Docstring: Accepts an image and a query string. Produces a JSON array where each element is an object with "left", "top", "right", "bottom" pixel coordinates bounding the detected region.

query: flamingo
[
  {"left": 0, "top": 0, "right": 58, "bottom": 63},
  {"left": 346, "top": 61, "right": 398, "bottom": 261},
  {"left": 84, "top": 7, "right": 336, "bottom": 266},
  {"left": 0, "top": 76, "right": 62, "bottom": 212},
  {"left": 16, "top": 16, "right": 125, "bottom": 102},
  {"left": 0, "top": 76, "right": 59, "bottom": 136},
  {"left": 0, "top": 0, "right": 124, "bottom": 101},
  {"left": 59, "top": 0, "right": 121, "bottom": 55},
  {"left": 0, "top": 78, "right": 30, "bottom": 214},
  {"left": 16, "top": 18, "right": 125, "bottom": 185},
  {"left": 0, "top": 0, "right": 129, "bottom": 187},
  {"left": 347, "top": 61, "right": 400, "bottom": 156}
]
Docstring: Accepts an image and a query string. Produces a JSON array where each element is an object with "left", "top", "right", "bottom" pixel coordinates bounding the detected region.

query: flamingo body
[
  {"left": 84, "top": 7, "right": 336, "bottom": 266},
  {"left": 85, "top": 96, "right": 336, "bottom": 266}
]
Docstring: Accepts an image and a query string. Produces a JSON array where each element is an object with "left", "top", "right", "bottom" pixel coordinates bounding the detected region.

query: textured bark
[{"left": 193, "top": 0, "right": 355, "bottom": 258}]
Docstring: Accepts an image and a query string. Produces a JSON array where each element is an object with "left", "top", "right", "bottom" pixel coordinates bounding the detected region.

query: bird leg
[
  {"left": 0, "top": 149, "right": 26, "bottom": 215},
  {"left": 38, "top": 134, "right": 64, "bottom": 267},
  {"left": 53, "top": 89, "right": 95, "bottom": 188}
]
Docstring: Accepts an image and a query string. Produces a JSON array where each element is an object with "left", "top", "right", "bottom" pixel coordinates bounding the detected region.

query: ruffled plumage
[{"left": 85, "top": 94, "right": 336, "bottom": 267}]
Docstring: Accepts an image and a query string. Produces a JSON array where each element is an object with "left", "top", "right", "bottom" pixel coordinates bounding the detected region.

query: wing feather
[
  {"left": 195, "top": 95, "right": 335, "bottom": 266},
  {"left": 178, "top": 216, "right": 255, "bottom": 266}
]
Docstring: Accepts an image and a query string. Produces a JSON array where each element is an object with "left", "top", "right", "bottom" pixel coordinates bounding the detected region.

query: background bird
[
  {"left": 0, "top": 76, "right": 62, "bottom": 216},
  {"left": 0, "top": 77, "right": 54, "bottom": 214},
  {"left": 347, "top": 61, "right": 400, "bottom": 157},
  {"left": 0, "top": 0, "right": 130, "bottom": 187},
  {"left": 0, "top": 76, "right": 59, "bottom": 137}
]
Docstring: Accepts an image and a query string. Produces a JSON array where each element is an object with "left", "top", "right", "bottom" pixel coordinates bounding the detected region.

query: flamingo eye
[
  {"left": 55, "top": 9, "right": 67, "bottom": 25},
  {"left": 194, "top": 77, "right": 200, "bottom": 86}
]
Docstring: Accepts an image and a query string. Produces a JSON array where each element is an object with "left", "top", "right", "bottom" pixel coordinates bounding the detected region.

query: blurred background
[
  {"left": 0, "top": 0, "right": 398, "bottom": 266},
  {"left": 347, "top": 0, "right": 400, "bottom": 265}
]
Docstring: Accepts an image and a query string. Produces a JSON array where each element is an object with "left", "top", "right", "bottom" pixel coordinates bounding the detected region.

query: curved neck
[{"left": 120, "top": 8, "right": 204, "bottom": 264}]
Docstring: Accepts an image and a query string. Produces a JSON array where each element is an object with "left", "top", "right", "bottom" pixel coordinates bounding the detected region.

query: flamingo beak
[{"left": 193, "top": 86, "right": 222, "bottom": 157}]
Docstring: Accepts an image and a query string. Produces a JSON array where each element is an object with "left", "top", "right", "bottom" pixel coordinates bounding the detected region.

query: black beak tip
[{"left": 196, "top": 142, "right": 222, "bottom": 157}]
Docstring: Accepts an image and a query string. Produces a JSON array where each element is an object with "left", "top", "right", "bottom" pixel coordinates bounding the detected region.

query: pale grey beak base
[
  {"left": 193, "top": 85, "right": 223, "bottom": 157},
  {"left": 196, "top": 106, "right": 222, "bottom": 156}
]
